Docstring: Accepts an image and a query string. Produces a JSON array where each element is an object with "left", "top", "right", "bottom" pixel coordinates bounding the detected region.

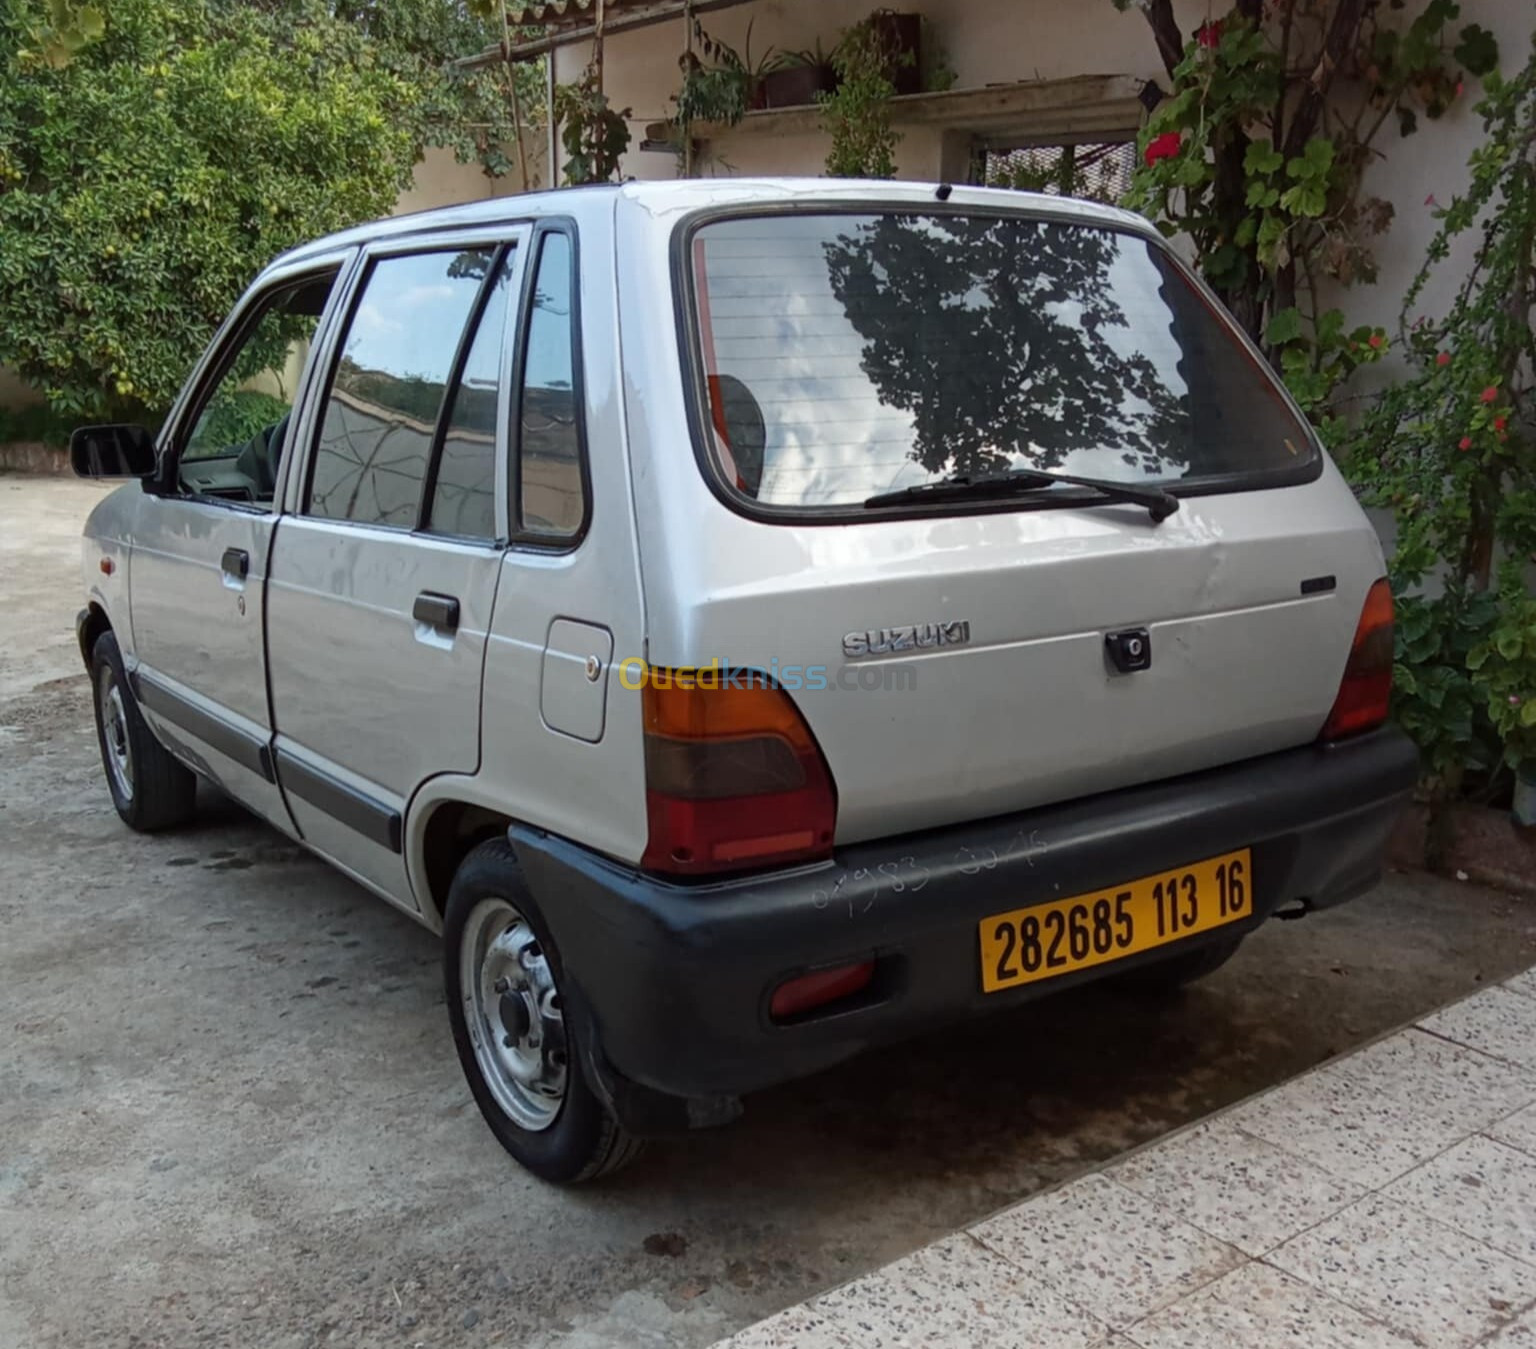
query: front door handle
[
  {"left": 413, "top": 591, "right": 460, "bottom": 633},
  {"left": 221, "top": 547, "right": 249, "bottom": 580}
]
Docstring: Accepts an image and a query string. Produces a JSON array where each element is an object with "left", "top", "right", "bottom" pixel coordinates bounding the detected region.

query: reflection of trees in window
[
  {"left": 821, "top": 215, "right": 1188, "bottom": 480},
  {"left": 447, "top": 249, "right": 495, "bottom": 282}
]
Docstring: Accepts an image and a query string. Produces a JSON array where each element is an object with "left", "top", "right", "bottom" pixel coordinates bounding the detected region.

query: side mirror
[{"left": 70, "top": 424, "right": 158, "bottom": 479}]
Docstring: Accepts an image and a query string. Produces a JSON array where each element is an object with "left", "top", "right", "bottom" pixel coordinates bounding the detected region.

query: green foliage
[
  {"left": 1265, "top": 306, "right": 1388, "bottom": 442},
  {"left": 553, "top": 66, "right": 631, "bottom": 185},
  {"left": 346, "top": 0, "right": 547, "bottom": 184},
  {"left": 671, "top": 17, "right": 767, "bottom": 162},
  {"left": 1344, "top": 45, "right": 1536, "bottom": 789},
  {"left": 0, "top": 0, "right": 426, "bottom": 420},
  {"left": 0, "top": 399, "right": 82, "bottom": 446},
  {"left": 818, "top": 15, "right": 905, "bottom": 179},
  {"left": 193, "top": 389, "right": 289, "bottom": 452},
  {"left": 20, "top": 0, "right": 102, "bottom": 67},
  {"left": 675, "top": 61, "right": 750, "bottom": 131},
  {"left": 1119, "top": 0, "right": 1495, "bottom": 421}
]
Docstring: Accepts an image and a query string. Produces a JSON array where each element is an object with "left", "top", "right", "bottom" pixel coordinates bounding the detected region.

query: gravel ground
[{"left": 4, "top": 474, "right": 1536, "bottom": 1349}]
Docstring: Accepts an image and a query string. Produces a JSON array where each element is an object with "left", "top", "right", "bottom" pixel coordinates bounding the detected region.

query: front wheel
[
  {"left": 443, "top": 839, "right": 642, "bottom": 1183},
  {"left": 90, "top": 631, "right": 197, "bottom": 832}
]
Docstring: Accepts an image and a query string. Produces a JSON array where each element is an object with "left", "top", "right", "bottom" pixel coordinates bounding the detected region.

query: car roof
[{"left": 272, "top": 178, "right": 1156, "bottom": 270}]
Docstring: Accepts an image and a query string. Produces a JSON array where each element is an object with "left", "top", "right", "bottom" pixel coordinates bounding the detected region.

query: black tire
[
  {"left": 443, "top": 838, "right": 642, "bottom": 1184},
  {"left": 90, "top": 631, "right": 197, "bottom": 832},
  {"left": 1112, "top": 934, "right": 1245, "bottom": 994}
]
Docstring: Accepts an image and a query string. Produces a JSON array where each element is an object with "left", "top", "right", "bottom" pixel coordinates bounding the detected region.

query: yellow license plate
[{"left": 979, "top": 849, "right": 1252, "bottom": 992}]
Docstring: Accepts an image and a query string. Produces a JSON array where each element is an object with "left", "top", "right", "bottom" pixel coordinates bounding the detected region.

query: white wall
[
  {"left": 393, "top": 140, "right": 550, "bottom": 216},
  {"left": 1328, "top": 2, "right": 1533, "bottom": 337}
]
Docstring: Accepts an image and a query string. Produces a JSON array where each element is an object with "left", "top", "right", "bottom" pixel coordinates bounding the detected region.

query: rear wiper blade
[{"left": 864, "top": 468, "right": 1180, "bottom": 523}]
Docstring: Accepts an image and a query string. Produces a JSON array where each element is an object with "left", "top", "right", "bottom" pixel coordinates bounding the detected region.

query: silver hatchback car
[{"left": 72, "top": 179, "right": 1417, "bottom": 1182}]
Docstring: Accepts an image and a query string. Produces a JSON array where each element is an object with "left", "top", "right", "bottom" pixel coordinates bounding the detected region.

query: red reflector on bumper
[{"left": 769, "top": 961, "right": 875, "bottom": 1021}]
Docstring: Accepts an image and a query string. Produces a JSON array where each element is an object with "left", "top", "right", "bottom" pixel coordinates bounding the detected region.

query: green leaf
[
  {"left": 1316, "top": 310, "right": 1346, "bottom": 345},
  {"left": 1279, "top": 181, "right": 1327, "bottom": 218},
  {"left": 1497, "top": 632, "right": 1523, "bottom": 660},
  {"left": 1265, "top": 307, "right": 1305, "bottom": 347},
  {"left": 1243, "top": 138, "right": 1284, "bottom": 176},
  {"left": 1453, "top": 24, "right": 1499, "bottom": 76},
  {"left": 1523, "top": 701, "right": 1536, "bottom": 729}
]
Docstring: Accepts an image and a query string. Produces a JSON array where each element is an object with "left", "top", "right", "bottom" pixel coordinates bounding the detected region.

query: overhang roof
[{"left": 459, "top": 0, "right": 757, "bottom": 65}]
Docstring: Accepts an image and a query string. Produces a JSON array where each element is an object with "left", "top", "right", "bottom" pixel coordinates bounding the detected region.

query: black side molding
[
  {"left": 275, "top": 750, "right": 402, "bottom": 853},
  {"left": 1301, "top": 575, "right": 1337, "bottom": 595},
  {"left": 131, "top": 671, "right": 275, "bottom": 782}
]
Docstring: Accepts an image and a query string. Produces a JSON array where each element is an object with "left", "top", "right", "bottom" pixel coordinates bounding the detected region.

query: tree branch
[
  {"left": 1138, "top": 0, "right": 1184, "bottom": 81},
  {"left": 1282, "top": 0, "right": 1364, "bottom": 161}
]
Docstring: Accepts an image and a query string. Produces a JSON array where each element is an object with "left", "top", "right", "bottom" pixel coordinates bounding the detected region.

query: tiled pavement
[{"left": 713, "top": 972, "right": 1536, "bottom": 1348}]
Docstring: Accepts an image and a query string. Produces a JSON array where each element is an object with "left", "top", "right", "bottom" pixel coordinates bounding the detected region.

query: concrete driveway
[{"left": 4, "top": 473, "right": 1535, "bottom": 1349}]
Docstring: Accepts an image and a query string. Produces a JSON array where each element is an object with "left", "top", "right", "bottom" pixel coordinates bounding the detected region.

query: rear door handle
[
  {"left": 413, "top": 591, "right": 460, "bottom": 633},
  {"left": 221, "top": 547, "right": 249, "bottom": 580}
]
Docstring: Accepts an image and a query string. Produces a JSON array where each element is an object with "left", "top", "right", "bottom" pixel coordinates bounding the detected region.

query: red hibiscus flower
[
  {"left": 1494, "top": 416, "right": 1507, "bottom": 431},
  {"left": 1196, "top": 20, "right": 1223, "bottom": 48},
  {"left": 1368, "top": 334, "right": 1383, "bottom": 349},
  {"left": 1480, "top": 386, "right": 1498, "bottom": 403},
  {"left": 1459, "top": 437, "right": 1473, "bottom": 451},
  {"left": 1144, "top": 131, "right": 1182, "bottom": 166},
  {"left": 1436, "top": 352, "right": 1451, "bottom": 367}
]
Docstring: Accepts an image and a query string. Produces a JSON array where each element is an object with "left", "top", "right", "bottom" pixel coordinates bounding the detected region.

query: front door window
[{"left": 178, "top": 271, "right": 338, "bottom": 505}]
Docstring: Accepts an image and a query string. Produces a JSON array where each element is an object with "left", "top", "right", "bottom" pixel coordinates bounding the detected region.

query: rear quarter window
[{"left": 684, "top": 211, "right": 1317, "bottom": 514}]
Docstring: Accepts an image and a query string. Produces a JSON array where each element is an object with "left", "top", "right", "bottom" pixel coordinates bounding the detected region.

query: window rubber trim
[
  {"left": 506, "top": 219, "right": 595, "bottom": 553},
  {"left": 669, "top": 200, "right": 1326, "bottom": 528},
  {"left": 300, "top": 243, "right": 503, "bottom": 529},
  {"left": 506, "top": 217, "right": 593, "bottom": 553},
  {"left": 417, "top": 242, "right": 512, "bottom": 537}
]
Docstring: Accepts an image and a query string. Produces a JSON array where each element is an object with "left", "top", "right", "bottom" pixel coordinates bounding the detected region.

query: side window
[
  {"left": 517, "top": 233, "right": 585, "bottom": 538},
  {"left": 308, "top": 248, "right": 494, "bottom": 528},
  {"left": 179, "top": 271, "right": 338, "bottom": 505},
  {"left": 426, "top": 253, "right": 516, "bottom": 540}
]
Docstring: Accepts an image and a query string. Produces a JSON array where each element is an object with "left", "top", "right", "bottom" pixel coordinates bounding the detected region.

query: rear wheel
[
  {"left": 443, "top": 839, "right": 642, "bottom": 1183},
  {"left": 90, "top": 631, "right": 197, "bottom": 832},
  {"left": 1113, "top": 934, "right": 1244, "bottom": 993}
]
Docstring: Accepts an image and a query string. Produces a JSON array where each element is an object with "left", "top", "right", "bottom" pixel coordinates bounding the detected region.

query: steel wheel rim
[
  {"left": 98, "top": 665, "right": 134, "bottom": 803},
  {"left": 460, "top": 897, "right": 568, "bottom": 1132}
]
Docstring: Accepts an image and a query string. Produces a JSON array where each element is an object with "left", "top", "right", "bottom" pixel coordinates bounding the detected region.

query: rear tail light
[
  {"left": 769, "top": 960, "right": 875, "bottom": 1021},
  {"left": 1321, "top": 578, "right": 1395, "bottom": 740},
  {"left": 641, "top": 671, "right": 837, "bottom": 876}
]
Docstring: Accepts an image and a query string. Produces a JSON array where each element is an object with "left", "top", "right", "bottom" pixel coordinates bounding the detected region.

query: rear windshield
[{"left": 685, "top": 211, "right": 1316, "bottom": 512}]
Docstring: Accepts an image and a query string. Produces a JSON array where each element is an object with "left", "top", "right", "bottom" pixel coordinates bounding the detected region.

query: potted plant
[
  {"left": 676, "top": 18, "right": 786, "bottom": 119},
  {"left": 552, "top": 66, "right": 631, "bottom": 185},
  {"left": 865, "top": 9, "right": 921, "bottom": 96},
  {"left": 760, "top": 39, "right": 838, "bottom": 110},
  {"left": 817, "top": 16, "right": 906, "bottom": 178}
]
